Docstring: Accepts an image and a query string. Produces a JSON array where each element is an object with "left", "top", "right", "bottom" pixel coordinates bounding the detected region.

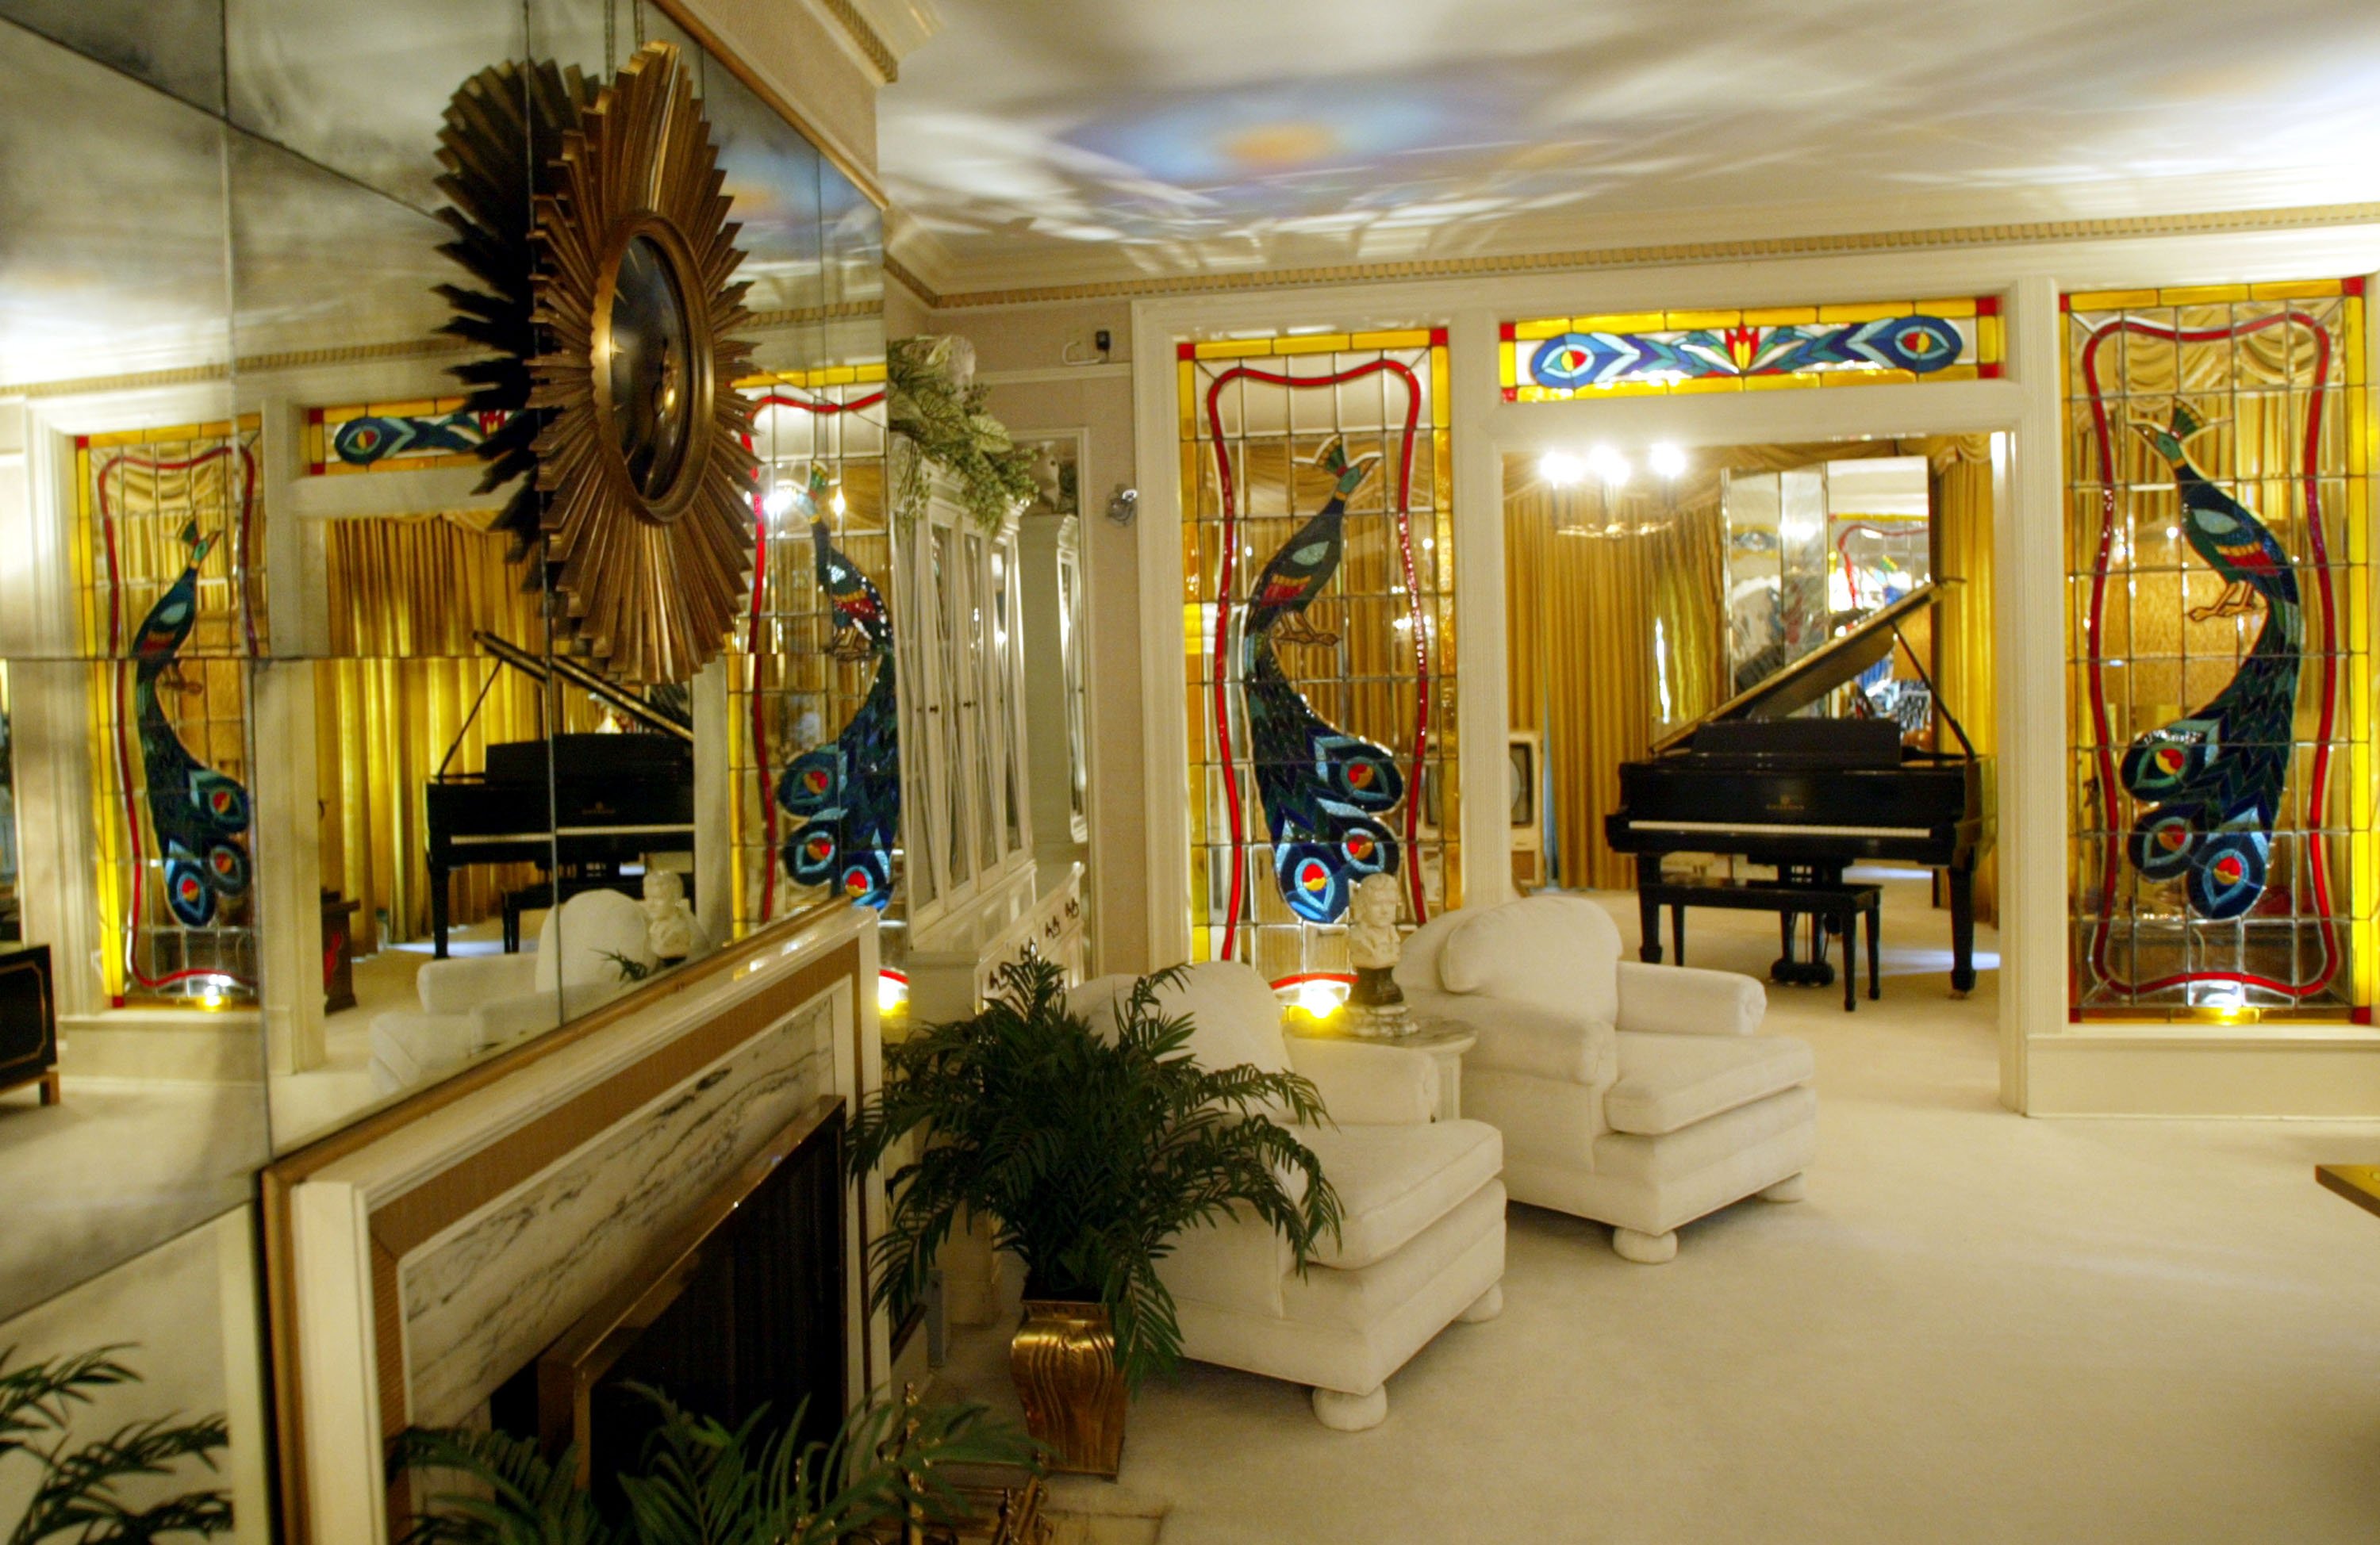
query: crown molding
[{"left": 917, "top": 201, "right": 2380, "bottom": 312}]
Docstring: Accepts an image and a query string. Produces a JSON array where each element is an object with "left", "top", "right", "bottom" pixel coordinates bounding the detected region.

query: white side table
[{"left": 1285, "top": 1019, "right": 1476, "bottom": 1121}]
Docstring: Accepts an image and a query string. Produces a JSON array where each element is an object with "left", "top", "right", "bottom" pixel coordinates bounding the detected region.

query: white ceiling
[{"left": 878, "top": 0, "right": 2380, "bottom": 294}]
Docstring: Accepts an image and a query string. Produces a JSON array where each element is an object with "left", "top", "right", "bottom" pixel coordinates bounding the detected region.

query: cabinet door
[
  {"left": 892, "top": 520, "right": 940, "bottom": 914},
  {"left": 1057, "top": 546, "right": 1088, "bottom": 840},
  {"left": 960, "top": 531, "right": 997, "bottom": 878},
  {"left": 934, "top": 525, "right": 972, "bottom": 893}
]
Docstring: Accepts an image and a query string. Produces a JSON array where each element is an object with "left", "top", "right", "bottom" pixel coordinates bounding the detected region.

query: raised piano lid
[{"left": 1649, "top": 581, "right": 1948, "bottom": 755}]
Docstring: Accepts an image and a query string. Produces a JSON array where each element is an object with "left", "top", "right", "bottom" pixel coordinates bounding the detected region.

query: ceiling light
[
  {"left": 762, "top": 484, "right": 797, "bottom": 519},
  {"left": 1541, "top": 450, "right": 1585, "bottom": 488},
  {"left": 1649, "top": 443, "right": 1688, "bottom": 479},
  {"left": 1587, "top": 446, "right": 1631, "bottom": 487}
]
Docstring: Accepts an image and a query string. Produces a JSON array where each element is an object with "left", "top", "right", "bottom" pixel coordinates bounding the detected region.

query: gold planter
[{"left": 1010, "top": 1298, "right": 1127, "bottom": 1476}]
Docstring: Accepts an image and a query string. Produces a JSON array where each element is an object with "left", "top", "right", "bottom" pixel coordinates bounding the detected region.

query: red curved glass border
[
  {"left": 91, "top": 440, "right": 262, "bottom": 998},
  {"left": 2076, "top": 312, "right": 2339, "bottom": 999},
  {"left": 1201, "top": 359, "right": 1430, "bottom": 961},
  {"left": 744, "top": 387, "right": 887, "bottom": 923}
]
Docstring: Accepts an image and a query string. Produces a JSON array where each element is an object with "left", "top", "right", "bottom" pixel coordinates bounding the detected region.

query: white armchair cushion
[
  {"left": 1403, "top": 991, "right": 1614, "bottom": 1087},
  {"left": 414, "top": 953, "right": 536, "bottom": 1015},
  {"left": 534, "top": 888, "right": 657, "bottom": 991},
  {"left": 1615, "top": 960, "right": 1766, "bottom": 1037},
  {"left": 1296, "top": 1120, "right": 1503, "bottom": 1271},
  {"left": 1602, "top": 1030, "right": 1815, "bottom": 1137},
  {"left": 1284, "top": 1038, "right": 1437, "bottom": 1125},
  {"left": 1436, "top": 895, "right": 1621, "bottom": 1025}
]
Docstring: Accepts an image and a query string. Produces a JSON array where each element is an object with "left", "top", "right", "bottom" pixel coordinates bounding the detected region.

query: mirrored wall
[{"left": 0, "top": 6, "right": 881, "bottom": 1527}]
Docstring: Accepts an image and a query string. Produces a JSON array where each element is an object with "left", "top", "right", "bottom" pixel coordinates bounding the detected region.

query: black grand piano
[
  {"left": 425, "top": 632, "right": 697, "bottom": 957},
  {"left": 1604, "top": 582, "right": 1993, "bottom": 995}
]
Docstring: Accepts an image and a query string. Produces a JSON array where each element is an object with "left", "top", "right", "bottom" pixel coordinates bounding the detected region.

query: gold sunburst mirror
[{"left": 531, "top": 40, "right": 756, "bottom": 685}]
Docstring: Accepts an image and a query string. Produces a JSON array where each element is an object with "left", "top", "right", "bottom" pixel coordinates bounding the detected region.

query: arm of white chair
[
  {"left": 1615, "top": 960, "right": 1765, "bottom": 1036},
  {"left": 415, "top": 954, "right": 537, "bottom": 1015},
  {"left": 1403, "top": 988, "right": 1616, "bottom": 1087},
  {"left": 1284, "top": 1038, "right": 1438, "bottom": 1125},
  {"left": 1156, "top": 1209, "right": 1291, "bottom": 1318}
]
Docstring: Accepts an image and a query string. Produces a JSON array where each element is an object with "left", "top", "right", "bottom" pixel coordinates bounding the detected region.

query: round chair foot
[
  {"left": 1311, "top": 1385, "right": 1388, "bottom": 1431},
  {"left": 1760, "top": 1173, "right": 1809, "bottom": 1203},
  {"left": 1611, "top": 1226, "right": 1678, "bottom": 1264},
  {"left": 1457, "top": 1284, "right": 1503, "bottom": 1324}
]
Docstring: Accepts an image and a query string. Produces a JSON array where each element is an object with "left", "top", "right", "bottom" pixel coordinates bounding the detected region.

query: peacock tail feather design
[
  {"left": 2120, "top": 404, "right": 2301, "bottom": 922},
  {"left": 777, "top": 516, "right": 899, "bottom": 909},
  {"left": 1240, "top": 436, "right": 1404, "bottom": 924},
  {"left": 130, "top": 523, "right": 250, "bottom": 926}
]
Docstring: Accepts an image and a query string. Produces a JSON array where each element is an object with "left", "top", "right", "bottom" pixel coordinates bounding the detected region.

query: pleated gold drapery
[
  {"left": 1928, "top": 435, "right": 1998, "bottom": 923},
  {"left": 1504, "top": 472, "right": 1729, "bottom": 890},
  {"left": 316, "top": 512, "right": 573, "bottom": 950}
]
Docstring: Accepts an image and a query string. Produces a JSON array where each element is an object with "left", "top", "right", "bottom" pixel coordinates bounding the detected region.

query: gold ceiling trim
[
  {"left": 4, "top": 337, "right": 474, "bottom": 401},
  {"left": 884, "top": 251, "right": 937, "bottom": 307},
  {"left": 820, "top": 0, "right": 900, "bottom": 82},
  {"left": 915, "top": 201, "right": 2380, "bottom": 312}
]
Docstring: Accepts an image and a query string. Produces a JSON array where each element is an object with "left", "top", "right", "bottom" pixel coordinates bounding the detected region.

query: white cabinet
[
  {"left": 886, "top": 464, "right": 1080, "bottom": 1016},
  {"left": 1018, "top": 511, "right": 1089, "bottom": 867}
]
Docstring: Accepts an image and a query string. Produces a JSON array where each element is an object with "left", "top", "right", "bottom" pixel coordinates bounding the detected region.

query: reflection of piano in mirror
[
  {"left": 1605, "top": 583, "right": 1993, "bottom": 994},
  {"left": 425, "top": 632, "right": 695, "bottom": 957}
]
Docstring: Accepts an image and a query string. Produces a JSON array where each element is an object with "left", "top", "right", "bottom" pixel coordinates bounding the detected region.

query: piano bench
[{"left": 1636, "top": 879, "right": 1880, "bottom": 1012}]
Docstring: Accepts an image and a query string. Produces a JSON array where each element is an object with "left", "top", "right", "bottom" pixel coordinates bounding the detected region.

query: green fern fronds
[
  {"left": 0, "top": 1345, "right": 231, "bottom": 1545},
  {"left": 850, "top": 956, "right": 1344, "bottom": 1388}
]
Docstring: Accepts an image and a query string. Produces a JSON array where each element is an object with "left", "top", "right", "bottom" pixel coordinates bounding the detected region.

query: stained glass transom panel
[
  {"left": 1179, "top": 330, "right": 1458, "bottom": 984},
  {"left": 2063, "top": 279, "right": 2372, "bottom": 1021},
  {"left": 1500, "top": 298, "right": 2002, "bottom": 401}
]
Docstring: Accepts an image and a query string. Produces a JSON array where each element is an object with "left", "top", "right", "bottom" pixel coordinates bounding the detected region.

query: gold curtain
[
  {"left": 1504, "top": 476, "right": 1728, "bottom": 890},
  {"left": 1928, "top": 435, "right": 1998, "bottom": 925},
  {"left": 316, "top": 513, "right": 563, "bottom": 949}
]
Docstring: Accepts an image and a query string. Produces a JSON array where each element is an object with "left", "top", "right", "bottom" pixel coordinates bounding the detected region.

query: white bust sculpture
[
  {"left": 640, "top": 869, "right": 706, "bottom": 964},
  {"left": 1344, "top": 873, "right": 1409, "bottom": 1035}
]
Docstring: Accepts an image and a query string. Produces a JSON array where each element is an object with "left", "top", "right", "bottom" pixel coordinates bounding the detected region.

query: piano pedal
[{"left": 1771, "top": 958, "right": 1836, "bottom": 988}]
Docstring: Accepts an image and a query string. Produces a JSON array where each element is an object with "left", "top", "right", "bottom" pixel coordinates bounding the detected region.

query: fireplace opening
[{"left": 491, "top": 1098, "right": 849, "bottom": 1515}]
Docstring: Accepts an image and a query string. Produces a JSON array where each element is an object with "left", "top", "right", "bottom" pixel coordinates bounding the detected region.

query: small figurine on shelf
[
  {"left": 640, "top": 869, "right": 708, "bottom": 964},
  {"left": 1343, "top": 872, "right": 1410, "bottom": 1038}
]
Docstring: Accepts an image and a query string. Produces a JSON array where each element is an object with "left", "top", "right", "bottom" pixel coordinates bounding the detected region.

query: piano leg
[
  {"left": 1638, "top": 885, "right": 1662, "bottom": 964},
  {"left": 1948, "top": 865, "right": 1977, "bottom": 998},
  {"left": 432, "top": 865, "right": 451, "bottom": 960}
]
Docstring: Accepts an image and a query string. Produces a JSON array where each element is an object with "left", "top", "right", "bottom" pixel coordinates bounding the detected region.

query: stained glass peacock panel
[
  {"left": 731, "top": 366, "right": 896, "bottom": 934},
  {"left": 73, "top": 420, "right": 266, "bottom": 1006},
  {"left": 2064, "top": 281, "right": 2372, "bottom": 1021},
  {"left": 1179, "top": 331, "right": 1458, "bottom": 986}
]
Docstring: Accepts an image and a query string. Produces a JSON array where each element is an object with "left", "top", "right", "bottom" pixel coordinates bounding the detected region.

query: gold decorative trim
[
  {"left": 820, "top": 0, "right": 900, "bottom": 82},
  {"left": 918, "top": 201, "right": 2380, "bottom": 312},
  {"left": 884, "top": 251, "right": 939, "bottom": 308},
  {"left": 6, "top": 338, "right": 473, "bottom": 401}
]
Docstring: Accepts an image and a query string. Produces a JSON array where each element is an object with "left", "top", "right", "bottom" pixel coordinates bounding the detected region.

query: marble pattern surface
[{"left": 401, "top": 997, "right": 836, "bottom": 1428}]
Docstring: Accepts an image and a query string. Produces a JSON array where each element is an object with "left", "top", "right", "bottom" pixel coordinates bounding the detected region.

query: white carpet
[{"left": 939, "top": 874, "right": 2380, "bottom": 1543}]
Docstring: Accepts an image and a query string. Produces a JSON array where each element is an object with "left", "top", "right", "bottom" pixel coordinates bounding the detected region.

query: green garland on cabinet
[{"left": 886, "top": 335, "right": 1039, "bottom": 533}]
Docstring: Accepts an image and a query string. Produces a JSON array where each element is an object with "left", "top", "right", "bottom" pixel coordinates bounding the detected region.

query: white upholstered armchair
[
  {"left": 1069, "top": 963, "right": 1507, "bottom": 1430},
  {"left": 1395, "top": 895, "right": 1815, "bottom": 1263}
]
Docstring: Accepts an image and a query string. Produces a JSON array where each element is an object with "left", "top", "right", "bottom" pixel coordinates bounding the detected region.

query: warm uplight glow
[
  {"left": 1541, "top": 450, "right": 1585, "bottom": 487},
  {"left": 877, "top": 972, "right": 909, "bottom": 1015},
  {"left": 763, "top": 484, "right": 797, "bottom": 519},
  {"left": 831, "top": 487, "right": 847, "bottom": 516},
  {"left": 1587, "top": 445, "right": 1631, "bottom": 487},
  {"left": 1296, "top": 979, "right": 1345, "bottom": 1019},
  {"left": 1649, "top": 443, "right": 1689, "bottom": 479}
]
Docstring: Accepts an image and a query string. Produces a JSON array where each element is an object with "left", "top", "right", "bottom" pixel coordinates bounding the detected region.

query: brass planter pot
[{"left": 1010, "top": 1299, "right": 1127, "bottom": 1476}]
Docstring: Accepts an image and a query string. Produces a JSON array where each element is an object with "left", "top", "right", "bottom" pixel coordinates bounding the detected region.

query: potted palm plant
[
  {"left": 1, "top": 1345, "right": 231, "bottom": 1543},
  {"left": 850, "top": 957, "right": 1343, "bottom": 1475}
]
